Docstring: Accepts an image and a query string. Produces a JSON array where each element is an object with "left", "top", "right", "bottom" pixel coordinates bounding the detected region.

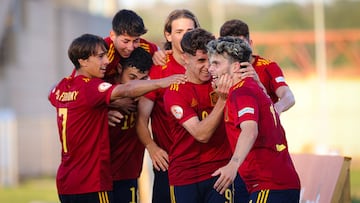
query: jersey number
[
  {"left": 270, "top": 105, "right": 277, "bottom": 127},
  {"left": 58, "top": 108, "right": 68, "bottom": 153},
  {"left": 129, "top": 186, "right": 136, "bottom": 203}
]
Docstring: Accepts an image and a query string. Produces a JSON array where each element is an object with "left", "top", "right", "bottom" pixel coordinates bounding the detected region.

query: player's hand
[
  {"left": 152, "top": 49, "right": 173, "bottom": 66},
  {"left": 108, "top": 110, "right": 124, "bottom": 127},
  {"left": 215, "top": 74, "right": 233, "bottom": 100},
  {"left": 146, "top": 142, "right": 169, "bottom": 171},
  {"left": 212, "top": 162, "right": 238, "bottom": 195},
  {"left": 158, "top": 74, "right": 187, "bottom": 88},
  {"left": 109, "top": 98, "right": 137, "bottom": 114},
  {"left": 237, "top": 63, "right": 260, "bottom": 83}
]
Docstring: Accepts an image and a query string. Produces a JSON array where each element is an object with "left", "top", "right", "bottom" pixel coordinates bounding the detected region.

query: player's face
[
  {"left": 111, "top": 32, "right": 141, "bottom": 58},
  {"left": 120, "top": 66, "right": 149, "bottom": 84},
  {"left": 80, "top": 45, "right": 109, "bottom": 78},
  {"left": 165, "top": 18, "right": 195, "bottom": 54},
  {"left": 185, "top": 50, "right": 211, "bottom": 84},
  {"left": 208, "top": 53, "right": 231, "bottom": 84}
]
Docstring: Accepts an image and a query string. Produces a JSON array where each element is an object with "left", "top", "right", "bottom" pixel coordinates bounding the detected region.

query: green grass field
[
  {"left": 1, "top": 168, "right": 360, "bottom": 203},
  {"left": 0, "top": 178, "right": 58, "bottom": 203}
]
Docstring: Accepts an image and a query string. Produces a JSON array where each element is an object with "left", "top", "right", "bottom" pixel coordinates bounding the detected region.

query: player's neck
[{"left": 173, "top": 51, "right": 186, "bottom": 68}]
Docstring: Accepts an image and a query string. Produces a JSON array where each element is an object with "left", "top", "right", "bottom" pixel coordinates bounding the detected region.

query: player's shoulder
[
  {"left": 254, "top": 55, "right": 278, "bottom": 67},
  {"left": 140, "top": 38, "right": 158, "bottom": 55},
  {"left": 168, "top": 82, "right": 188, "bottom": 93},
  {"left": 232, "top": 78, "right": 260, "bottom": 94}
]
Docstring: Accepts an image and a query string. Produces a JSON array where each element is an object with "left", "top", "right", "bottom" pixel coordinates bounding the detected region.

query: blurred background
[{"left": 0, "top": 0, "right": 359, "bottom": 202}]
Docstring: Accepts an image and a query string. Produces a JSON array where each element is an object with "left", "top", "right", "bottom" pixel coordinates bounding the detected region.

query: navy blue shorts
[
  {"left": 170, "top": 176, "right": 235, "bottom": 203},
  {"left": 59, "top": 191, "right": 113, "bottom": 203},
  {"left": 233, "top": 174, "right": 249, "bottom": 203},
  {"left": 249, "top": 189, "right": 300, "bottom": 203},
  {"left": 152, "top": 168, "right": 171, "bottom": 203},
  {"left": 113, "top": 179, "right": 138, "bottom": 203}
]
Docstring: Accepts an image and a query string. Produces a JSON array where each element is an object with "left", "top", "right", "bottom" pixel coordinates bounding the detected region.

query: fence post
[{"left": 0, "top": 108, "right": 18, "bottom": 187}]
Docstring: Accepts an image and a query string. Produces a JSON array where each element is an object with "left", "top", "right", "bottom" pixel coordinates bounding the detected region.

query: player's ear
[
  {"left": 116, "top": 64, "right": 122, "bottom": 75},
  {"left": 110, "top": 30, "right": 116, "bottom": 41},
  {"left": 164, "top": 31, "right": 172, "bottom": 43},
  {"left": 231, "top": 61, "right": 241, "bottom": 74}
]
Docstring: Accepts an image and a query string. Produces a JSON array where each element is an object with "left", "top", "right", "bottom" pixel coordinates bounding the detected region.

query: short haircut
[
  {"left": 68, "top": 33, "right": 108, "bottom": 70},
  {"left": 180, "top": 28, "right": 215, "bottom": 56},
  {"left": 207, "top": 36, "right": 252, "bottom": 63},
  {"left": 119, "top": 47, "right": 152, "bottom": 73},
  {"left": 219, "top": 19, "right": 250, "bottom": 40},
  {"left": 112, "top": 9, "right": 147, "bottom": 36}
]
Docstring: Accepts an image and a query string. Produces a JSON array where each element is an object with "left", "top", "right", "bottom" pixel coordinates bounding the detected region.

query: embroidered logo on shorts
[
  {"left": 98, "top": 82, "right": 112, "bottom": 92},
  {"left": 238, "top": 107, "right": 254, "bottom": 117},
  {"left": 171, "top": 105, "right": 183, "bottom": 119}
]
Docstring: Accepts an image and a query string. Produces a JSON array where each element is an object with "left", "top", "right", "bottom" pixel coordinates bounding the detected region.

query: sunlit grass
[{"left": 0, "top": 177, "right": 58, "bottom": 203}]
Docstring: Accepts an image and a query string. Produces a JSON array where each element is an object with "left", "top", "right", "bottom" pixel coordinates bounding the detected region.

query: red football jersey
[
  {"left": 164, "top": 81, "right": 232, "bottom": 186},
  {"left": 224, "top": 77, "right": 300, "bottom": 193},
  {"left": 145, "top": 54, "right": 186, "bottom": 153},
  {"left": 48, "top": 71, "right": 115, "bottom": 194},
  {"left": 109, "top": 111, "right": 145, "bottom": 180},
  {"left": 104, "top": 37, "right": 158, "bottom": 80},
  {"left": 252, "top": 55, "right": 289, "bottom": 103}
]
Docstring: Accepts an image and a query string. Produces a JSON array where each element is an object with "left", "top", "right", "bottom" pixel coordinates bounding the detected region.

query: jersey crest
[{"left": 209, "top": 91, "right": 219, "bottom": 106}]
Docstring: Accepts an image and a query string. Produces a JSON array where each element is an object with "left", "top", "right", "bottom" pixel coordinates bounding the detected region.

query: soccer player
[
  {"left": 48, "top": 33, "right": 186, "bottom": 203},
  {"left": 208, "top": 36, "right": 301, "bottom": 202},
  {"left": 108, "top": 47, "right": 152, "bottom": 203},
  {"left": 136, "top": 9, "right": 200, "bottom": 203},
  {"left": 104, "top": 9, "right": 158, "bottom": 81},
  {"left": 163, "top": 28, "right": 242, "bottom": 203},
  {"left": 220, "top": 19, "right": 295, "bottom": 114}
]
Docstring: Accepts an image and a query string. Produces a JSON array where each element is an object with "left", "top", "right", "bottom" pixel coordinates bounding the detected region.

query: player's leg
[
  {"left": 152, "top": 169, "right": 171, "bottom": 203},
  {"left": 202, "top": 176, "right": 234, "bottom": 203},
  {"left": 233, "top": 173, "right": 249, "bottom": 203},
  {"left": 171, "top": 183, "right": 199, "bottom": 203},
  {"left": 113, "top": 179, "right": 138, "bottom": 203}
]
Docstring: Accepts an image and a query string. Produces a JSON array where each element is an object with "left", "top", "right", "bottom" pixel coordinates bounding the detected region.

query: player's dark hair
[
  {"left": 180, "top": 28, "right": 215, "bottom": 56},
  {"left": 219, "top": 19, "right": 250, "bottom": 40},
  {"left": 68, "top": 34, "right": 108, "bottom": 70},
  {"left": 163, "top": 9, "right": 200, "bottom": 50},
  {"left": 112, "top": 9, "right": 147, "bottom": 36},
  {"left": 206, "top": 36, "right": 252, "bottom": 64},
  {"left": 120, "top": 47, "right": 152, "bottom": 73}
]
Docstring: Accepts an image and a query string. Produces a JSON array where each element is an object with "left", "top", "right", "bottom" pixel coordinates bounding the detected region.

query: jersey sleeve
[
  {"left": 85, "top": 79, "right": 115, "bottom": 106},
  {"left": 230, "top": 87, "right": 259, "bottom": 128},
  {"left": 163, "top": 84, "right": 197, "bottom": 125},
  {"left": 266, "top": 61, "right": 289, "bottom": 91},
  {"left": 144, "top": 64, "right": 162, "bottom": 101},
  {"left": 140, "top": 38, "right": 159, "bottom": 56}
]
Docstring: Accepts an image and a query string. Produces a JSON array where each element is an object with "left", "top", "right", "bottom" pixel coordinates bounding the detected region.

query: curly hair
[
  {"left": 206, "top": 36, "right": 252, "bottom": 63},
  {"left": 180, "top": 28, "right": 215, "bottom": 56},
  {"left": 120, "top": 47, "right": 152, "bottom": 73}
]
